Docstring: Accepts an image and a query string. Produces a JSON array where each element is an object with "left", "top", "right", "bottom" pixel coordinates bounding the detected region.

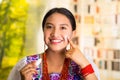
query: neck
[
  {"left": 45, "top": 48, "right": 66, "bottom": 73},
  {"left": 46, "top": 48, "right": 66, "bottom": 64}
]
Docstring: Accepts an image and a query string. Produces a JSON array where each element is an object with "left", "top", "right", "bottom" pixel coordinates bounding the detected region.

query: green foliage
[
  {"left": 0, "top": 0, "right": 29, "bottom": 57},
  {"left": 0, "top": 66, "right": 13, "bottom": 80},
  {"left": 0, "top": 0, "right": 29, "bottom": 79}
]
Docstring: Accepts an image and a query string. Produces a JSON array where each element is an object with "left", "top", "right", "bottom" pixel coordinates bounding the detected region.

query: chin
[{"left": 49, "top": 46, "right": 66, "bottom": 52}]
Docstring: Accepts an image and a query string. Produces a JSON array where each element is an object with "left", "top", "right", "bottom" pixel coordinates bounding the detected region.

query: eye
[
  {"left": 61, "top": 26, "right": 67, "bottom": 30},
  {"left": 47, "top": 26, "right": 52, "bottom": 28},
  {"left": 45, "top": 25, "right": 53, "bottom": 29}
]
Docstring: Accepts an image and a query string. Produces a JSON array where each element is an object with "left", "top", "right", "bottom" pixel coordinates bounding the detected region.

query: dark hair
[{"left": 42, "top": 7, "right": 76, "bottom": 31}]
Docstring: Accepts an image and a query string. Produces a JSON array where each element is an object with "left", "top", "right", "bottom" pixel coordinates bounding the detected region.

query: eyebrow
[
  {"left": 60, "top": 24, "right": 69, "bottom": 27},
  {"left": 45, "top": 23, "right": 53, "bottom": 25},
  {"left": 45, "top": 23, "right": 69, "bottom": 27}
]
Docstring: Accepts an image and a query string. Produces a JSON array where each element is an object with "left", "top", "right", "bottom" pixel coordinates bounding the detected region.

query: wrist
[{"left": 80, "top": 64, "right": 94, "bottom": 77}]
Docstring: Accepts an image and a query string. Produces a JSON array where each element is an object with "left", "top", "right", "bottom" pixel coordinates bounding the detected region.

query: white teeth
[{"left": 51, "top": 40, "right": 61, "bottom": 42}]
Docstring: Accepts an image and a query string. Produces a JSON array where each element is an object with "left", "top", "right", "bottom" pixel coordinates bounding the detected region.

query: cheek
[
  {"left": 43, "top": 31, "right": 49, "bottom": 42},
  {"left": 63, "top": 32, "right": 73, "bottom": 42},
  {"left": 44, "top": 30, "right": 50, "bottom": 37}
]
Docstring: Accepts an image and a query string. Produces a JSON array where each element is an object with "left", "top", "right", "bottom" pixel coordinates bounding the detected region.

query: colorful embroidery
[
  {"left": 26, "top": 54, "right": 83, "bottom": 80},
  {"left": 27, "top": 54, "right": 42, "bottom": 80}
]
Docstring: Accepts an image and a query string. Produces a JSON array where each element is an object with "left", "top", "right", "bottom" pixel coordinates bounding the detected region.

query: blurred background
[{"left": 0, "top": 0, "right": 120, "bottom": 80}]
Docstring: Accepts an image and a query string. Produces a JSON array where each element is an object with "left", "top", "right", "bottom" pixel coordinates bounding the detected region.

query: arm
[
  {"left": 66, "top": 39, "right": 99, "bottom": 80},
  {"left": 80, "top": 62, "right": 98, "bottom": 80},
  {"left": 77, "top": 52, "right": 98, "bottom": 80}
]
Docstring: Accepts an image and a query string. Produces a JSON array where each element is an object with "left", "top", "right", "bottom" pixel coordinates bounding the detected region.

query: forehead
[{"left": 46, "top": 13, "right": 70, "bottom": 23}]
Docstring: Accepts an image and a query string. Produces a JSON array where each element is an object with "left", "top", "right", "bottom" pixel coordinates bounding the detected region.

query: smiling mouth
[{"left": 50, "top": 39, "right": 62, "bottom": 44}]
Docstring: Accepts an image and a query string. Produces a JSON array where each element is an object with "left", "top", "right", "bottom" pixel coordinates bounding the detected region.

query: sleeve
[
  {"left": 7, "top": 57, "right": 27, "bottom": 80},
  {"left": 84, "top": 53, "right": 101, "bottom": 80}
]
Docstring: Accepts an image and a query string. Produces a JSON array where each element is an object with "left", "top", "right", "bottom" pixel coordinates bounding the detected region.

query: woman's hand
[
  {"left": 20, "top": 61, "right": 37, "bottom": 80},
  {"left": 66, "top": 39, "right": 90, "bottom": 68},
  {"left": 66, "top": 39, "right": 98, "bottom": 80}
]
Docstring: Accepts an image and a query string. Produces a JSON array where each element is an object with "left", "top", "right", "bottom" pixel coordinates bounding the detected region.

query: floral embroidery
[{"left": 26, "top": 54, "right": 83, "bottom": 80}]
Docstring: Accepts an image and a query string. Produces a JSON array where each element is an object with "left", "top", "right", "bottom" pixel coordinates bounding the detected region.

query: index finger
[{"left": 68, "top": 38, "right": 75, "bottom": 49}]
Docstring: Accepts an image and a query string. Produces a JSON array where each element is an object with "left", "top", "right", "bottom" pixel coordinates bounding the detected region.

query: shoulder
[
  {"left": 68, "top": 60, "right": 83, "bottom": 79},
  {"left": 69, "top": 60, "right": 80, "bottom": 74},
  {"left": 7, "top": 57, "right": 26, "bottom": 80}
]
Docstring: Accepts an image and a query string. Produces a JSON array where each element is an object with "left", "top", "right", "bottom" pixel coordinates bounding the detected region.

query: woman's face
[{"left": 43, "top": 13, "right": 74, "bottom": 51}]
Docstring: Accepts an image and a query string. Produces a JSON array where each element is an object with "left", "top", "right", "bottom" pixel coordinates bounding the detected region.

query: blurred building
[
  {"left": 36, "top": 0, "right": 120, "bottom": 80},
  {"left": 71, "top": 0, "right": 120, "bottom": 80}
]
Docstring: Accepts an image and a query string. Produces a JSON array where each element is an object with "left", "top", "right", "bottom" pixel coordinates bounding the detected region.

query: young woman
[{"left": 8, "top": 7, "right": 100, "bottom": 80}]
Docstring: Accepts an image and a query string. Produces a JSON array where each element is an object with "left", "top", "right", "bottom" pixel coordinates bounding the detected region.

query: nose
[{"left": 51, "top": 28, "right": 59, "bottom": 37}]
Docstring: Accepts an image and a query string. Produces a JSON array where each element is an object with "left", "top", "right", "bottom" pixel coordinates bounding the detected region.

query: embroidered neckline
[{"left": 42, "top": 52, "right": 70, "bottom": 80}]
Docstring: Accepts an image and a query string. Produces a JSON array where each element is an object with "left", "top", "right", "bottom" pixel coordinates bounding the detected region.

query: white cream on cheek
[{"left": 64, "top": 34, "right": 72, "bottom": 44}]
